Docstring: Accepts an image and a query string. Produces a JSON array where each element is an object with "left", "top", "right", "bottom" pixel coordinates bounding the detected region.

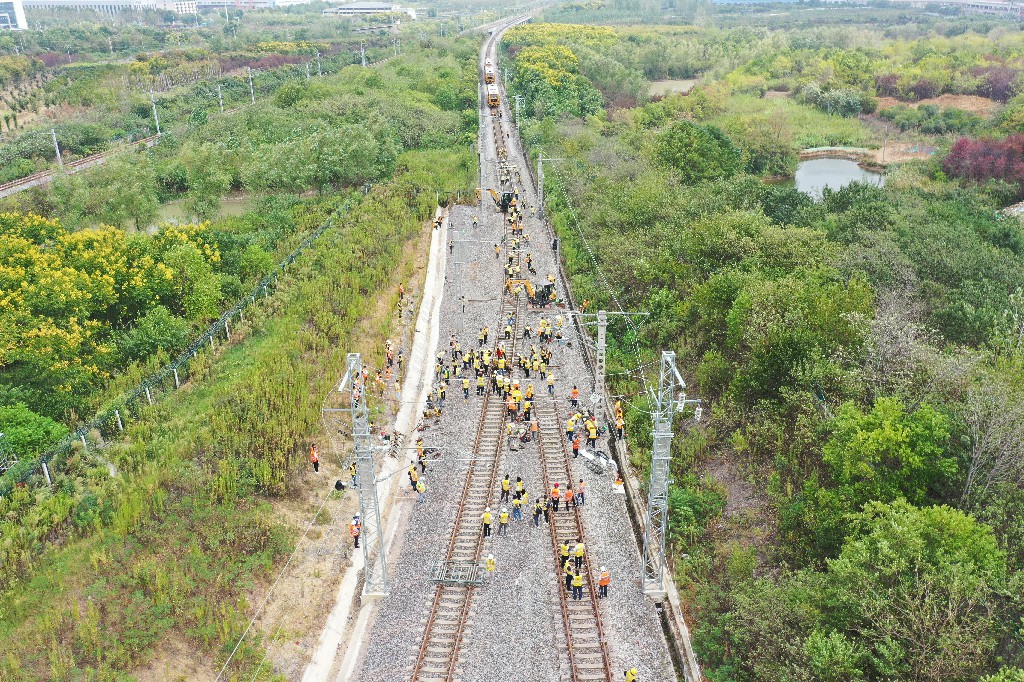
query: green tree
[
  {"left": 655, "top": 120, "right": 741, "bottom": 184},
  {"left": 0, "top": 403, "right": 69, "bottom": 456},
  {"left": 180, "top": 143, "right": 230, "bottom": 221},
  {"left": 827, "top": 500, "right": 1009, "bottom": 682},
  {"left": 823, "top": 398, "right": 955, "bottom": 509},
  {"left": 116, "top": 305, "right": 191, "bottom": 363},
  {"left": 161, "top": 243, "right": 221, "bottom": 321}
]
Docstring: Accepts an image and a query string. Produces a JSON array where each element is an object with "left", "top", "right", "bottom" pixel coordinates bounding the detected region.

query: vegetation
[
  {"left": 0, "top": 29, "right": 477, "bottom": 679},
  {"left": 507, "top": 15, "right": 1024, "bottom": 681}
]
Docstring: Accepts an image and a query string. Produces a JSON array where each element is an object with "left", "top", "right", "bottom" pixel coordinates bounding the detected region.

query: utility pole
[
  {"left": 512, "top": 94, "right": 522, "bottom": 126},
  {"left": 643, "top": 351, "right": 702, "bottom": 599},
  {"left": 217, "top": 83, "right": 224, "bottom": 113},
  {"left": 247, "top": 67, "right": 255, "bottom": 104},
  {"left": 360, "top": 42, "right": 367, "bottom": 67},
  {"left": 595, "top": 310, "right": 607, "bottom": 427},
  {"left": 316, "top": 51, "right": 322, "bottom": 77},
  {"left": 340, "top": 353, "right": 390, "bottom": 596},
  {"left": 305, "top": 62, "right": 310, "bottom": 79},
  {"left": 50, "top": 128, "right": 63, "bottom": 170},
  {"left": 578, "top": 310, "right": 647, "bottom": 431},
  {"left": 150, "top": 89, "right": 161, "bottom": 136}
]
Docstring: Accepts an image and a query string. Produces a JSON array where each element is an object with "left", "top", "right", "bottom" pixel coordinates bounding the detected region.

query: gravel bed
[{"left": 353, "top": 68, "right": 674, "bottom": 681}]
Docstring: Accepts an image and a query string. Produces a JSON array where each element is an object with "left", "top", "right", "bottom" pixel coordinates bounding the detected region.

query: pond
[
  {"left": 152, "top": 195, "right": 250, "bottom": 227},
  {"left": 649, "top": 79, "right": 698, "bottom": 96},
  {"left": 794, "top": 158, "right": 884, "bottom": 198}
]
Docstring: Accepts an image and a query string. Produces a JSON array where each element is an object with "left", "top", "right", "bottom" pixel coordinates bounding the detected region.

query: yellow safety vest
[{"left": 572, "top": 574, "right": 584, "bottom": 588}]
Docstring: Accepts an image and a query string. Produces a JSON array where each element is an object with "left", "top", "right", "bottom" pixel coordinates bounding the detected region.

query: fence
[{"left": 0, "top": 196, "right": 355, "bottom": 496}]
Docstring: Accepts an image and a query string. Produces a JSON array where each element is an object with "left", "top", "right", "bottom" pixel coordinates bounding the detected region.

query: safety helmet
[
  {"left": 353, "top": 514, "right": 360, "bottom": 519},
  {"left": 601, "top": 566, "right": 607, "bottom": 571},
  {"left": 488, "top": 553, "right": 493, "bottom": 559},
  {"left": 485, "top": 506, "right": 490, "bottom": 512},
  {"left": 502, "top": 507, "right": 507, "bottom": 512}
]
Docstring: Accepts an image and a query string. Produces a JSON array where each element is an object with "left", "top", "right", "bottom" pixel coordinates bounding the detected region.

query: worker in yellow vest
[
  {"left": 574, "top": 539, "right": 585, "bottom": 570},
  {"left": 498, "top": 507, "right": 510, "bottom": 535},
  {"left": 572, "top": 571, "right": 584, "bottom": 600},
  {"left": 481, "top": 507, "right": 493, "bottom": 538},
  {"left": 485, "top": 553, "right": 496, "bottom": 576},
  {"left": 625, "top": 668, "right": 639, "bottom": 682}
]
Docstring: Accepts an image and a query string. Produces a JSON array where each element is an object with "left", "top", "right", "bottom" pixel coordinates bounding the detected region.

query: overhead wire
[
  {"left": 214, "top": 488, "right": 337, "bottom": 681},
  {"left": 550, "top": 171, "right": 654, "bottom": 393}
]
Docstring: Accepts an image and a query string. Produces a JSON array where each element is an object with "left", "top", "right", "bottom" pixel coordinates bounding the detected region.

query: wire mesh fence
[{"left": 0, "top": 197, "right": 354, "bottom": 496}]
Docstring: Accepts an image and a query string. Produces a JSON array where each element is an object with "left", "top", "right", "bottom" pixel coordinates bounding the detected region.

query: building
[
  {"left": 323, "top": 1, "right": 416, "bottom": 19},
  {"left": 23, "top": 0, "right": 197, "bottom": 13},
  {"left": 0, "top": 0, "right": 28, "bottom": 28},
  {"left": 194, "top": 0, "right": 312, "bottom": 8}
]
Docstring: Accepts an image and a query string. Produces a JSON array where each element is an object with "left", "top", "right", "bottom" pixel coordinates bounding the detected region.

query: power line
[
  {"left": 215, "top": 488, "right": 337, "bottom": 681},
  {"left": 551, "top": 171, "right": 651, "bottom": 393}
]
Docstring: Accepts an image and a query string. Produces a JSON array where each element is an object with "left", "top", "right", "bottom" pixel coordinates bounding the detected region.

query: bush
[
  {"left": 0, "top": 403, "right": 69, "bottom": 457},
  {"left": 116, "top": 305, "right": 192, "bottom": 364}
]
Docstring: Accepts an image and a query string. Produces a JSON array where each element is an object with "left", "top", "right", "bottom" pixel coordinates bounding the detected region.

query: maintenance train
[{"left": 486, "top": 83, "right": 500, "bottom": 108}]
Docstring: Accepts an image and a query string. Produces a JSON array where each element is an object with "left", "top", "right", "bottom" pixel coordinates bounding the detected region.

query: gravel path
[{"left": 352, "top": 29, "right": 675, "bottom": 682}]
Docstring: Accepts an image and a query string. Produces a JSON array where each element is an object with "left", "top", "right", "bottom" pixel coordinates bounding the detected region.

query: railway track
[
  {"left": 411, "top": 291, "right": 525, "bottom": 681},
  {"left": 536, "top": 399, "right": 614, "bottom": 682}
]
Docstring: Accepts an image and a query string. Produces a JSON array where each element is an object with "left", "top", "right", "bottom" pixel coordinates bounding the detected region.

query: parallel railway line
[{"left": 536, "top": 399, "right": 614, "bottom": 682}]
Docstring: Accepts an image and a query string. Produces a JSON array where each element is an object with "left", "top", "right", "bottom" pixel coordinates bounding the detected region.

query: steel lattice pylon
[
  {"left": 0, "top": 432, "right": 16, "bottom": 476},
  {"left": 344, "top": 353, "right": 389, "bottom": 596},
  {"left": 642, "top": 351, "right": 701, "bottom": 599},
  {"left": 642, "top": 352, "right": 676, "bottom": 598}
]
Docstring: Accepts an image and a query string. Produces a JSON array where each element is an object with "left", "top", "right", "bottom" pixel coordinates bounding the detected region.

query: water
[
  {"left": 794, "top": 158, "right": 884, "bottom": 198},
  {"left": 154, "top": 196, "right": 250, "bottom": 226},
  {"left": 649, "top": 79, "right": 697, "bottom": 96}
]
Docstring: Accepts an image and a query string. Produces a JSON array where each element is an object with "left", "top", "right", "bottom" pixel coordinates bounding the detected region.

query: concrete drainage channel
[{"left": 301, "top": 206, "right": 450, "bottom": 682}]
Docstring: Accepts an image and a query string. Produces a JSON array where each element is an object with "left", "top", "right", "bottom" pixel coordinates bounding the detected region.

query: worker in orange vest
[
  {"left": 310, "top": 444, "right": 319, "bottom": 473},
  {"left": 349, "top": 514, "right": 361, "bottom": 548},
  {"left": 570, "top": 385, "right": 579, "bottom": 408},
  {"left": 398, "top": 282, "right": 405, "bottom": 301},
  {"left": 551, "top": 483, "right": 561, "bottom": 512},
  {"left": 598, "top": 565, "right": 610, "bottom": 598},
  {"left": 578, "top": 478, "right": 587, "bottom": 507}
]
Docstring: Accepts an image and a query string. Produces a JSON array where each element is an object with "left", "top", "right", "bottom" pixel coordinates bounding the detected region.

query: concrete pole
[
  {"left": 150, "top": 89, "right": 161, "bottom": 135},
  {"left": 217, "top": 84, "right": 224, "bottom": 113},
  {"left": 51, "top": 129, "right": 64, "bottom": 169},
  {"left": 248, "top": 67, "right": 255, "bottom": 104},
  {"left": 115, "top": 409, "right": 123, "bottom": 431},
  {"left": 594, "top": 310, "right": 607, "bottom": 429}
]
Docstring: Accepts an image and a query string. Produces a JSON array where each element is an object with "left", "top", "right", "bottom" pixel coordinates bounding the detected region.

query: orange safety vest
[
  {"left": 565, "top": 488, "right": 574, "bottom": 501},
  {"left": 571, "top": 388, "right": 579, "bottom": 399},
  {"left": 507, "top": 398, "right": 517, "bottom": 411},
  {"left": 350, "top": 522, "right": 361, "bottom": 537},
  {"left": 551, "top": 487, "right": 560, "bottom": 500},
  {"left": 599, "top": 571, "right": 610, "bottom": 586},
  {"left": 310, "top": 447, "right": 319, "bottom": 463}
]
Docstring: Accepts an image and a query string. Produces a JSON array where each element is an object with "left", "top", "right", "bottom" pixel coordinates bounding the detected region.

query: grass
[
  {"left": 711, "top": 93, "right": 875, "bottom": 149},
  {"left": 0, "top": 146, "right": 475, "bottom": 681}
]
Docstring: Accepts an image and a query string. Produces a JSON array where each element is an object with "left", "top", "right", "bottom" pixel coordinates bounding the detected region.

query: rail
[
  {"left": 535, "top": 399, "right": 614, "bottom": 682},
  {"left": 0, "top": 134, "right": 162, "bottom": 199}
]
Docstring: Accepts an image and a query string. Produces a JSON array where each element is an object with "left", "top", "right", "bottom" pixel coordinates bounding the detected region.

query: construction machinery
[
  {"left": 487, "top": 188, "right": 516, "bottom": 213},
  {"left": 506, "top": 279, "right": 555, "bottom": 305}
]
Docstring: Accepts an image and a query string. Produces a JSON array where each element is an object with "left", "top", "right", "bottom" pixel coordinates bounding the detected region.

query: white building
[
  {"left": 23, "top": 0, "right": 197, "bottom": 13},
  {"left": 0, "top": 0, "right": 28, "bottom": 28},
  {"left": 323, "top": 1, "right": 416, "bottom": 19}
]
